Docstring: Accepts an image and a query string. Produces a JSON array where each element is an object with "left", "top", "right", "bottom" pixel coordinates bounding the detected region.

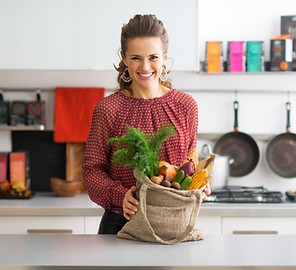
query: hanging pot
[
  {"left": 266, "top": 102, "right": 296, "bottom": 178},
  {"left": 214, "top": 101, "right": 260, "bottom": 177}
]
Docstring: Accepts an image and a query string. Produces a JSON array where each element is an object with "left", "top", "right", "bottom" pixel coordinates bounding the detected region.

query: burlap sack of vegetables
[
  {"left": 108, "top": 124, "right": 214, "bottom": 245},
  {"left": 117, "top": 169, "right": 205, "bottom": 244}
]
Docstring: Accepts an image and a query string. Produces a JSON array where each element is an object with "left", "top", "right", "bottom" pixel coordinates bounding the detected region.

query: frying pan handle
[
  {"left": 234, "top": 101, "right": 239, "bottom": 131},
  {"left": 286, "top": 102, "right": 291, "bottom": 132}
]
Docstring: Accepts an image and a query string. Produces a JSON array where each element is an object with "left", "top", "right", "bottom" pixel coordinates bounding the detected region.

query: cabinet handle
[
  {"left": 27, "top": 229, "right": 73, "bottom": 234},
  {"left": 233, "top": 230, "right": 278, "bottom": 235}
]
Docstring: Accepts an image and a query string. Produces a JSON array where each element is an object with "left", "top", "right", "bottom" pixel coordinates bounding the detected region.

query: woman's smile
[{"left": 138, "top": 72, "right": 154, "bottom": 79}]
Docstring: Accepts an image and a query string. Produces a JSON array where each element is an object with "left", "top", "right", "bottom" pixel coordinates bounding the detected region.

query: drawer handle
[
  {"left": 233, "top": 230, "right": 278, "bottom": 235},
  {"left": 27, "top": 229, "right": 73, "bottom": 234}
]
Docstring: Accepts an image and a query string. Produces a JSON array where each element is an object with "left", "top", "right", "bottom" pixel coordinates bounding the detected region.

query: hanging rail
[
  {"left": 0, "top": 88, "right": 52, "bottom": 93},
  {"left": 184, "top": 89, "right": 296, "bottom": 94}
]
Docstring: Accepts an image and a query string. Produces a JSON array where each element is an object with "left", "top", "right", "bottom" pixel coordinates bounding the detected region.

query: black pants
[{"left": 98, "top": 210, "right": 128, "bottom": 234}]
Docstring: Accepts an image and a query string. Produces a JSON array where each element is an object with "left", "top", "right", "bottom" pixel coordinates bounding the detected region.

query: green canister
[{"left": 246, "top": 41, "right": 265, "bottom": 72}]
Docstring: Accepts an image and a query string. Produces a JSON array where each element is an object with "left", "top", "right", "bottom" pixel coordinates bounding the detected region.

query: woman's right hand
[{"left": 123, "top": 186, "right": 139, "bottom": 220}]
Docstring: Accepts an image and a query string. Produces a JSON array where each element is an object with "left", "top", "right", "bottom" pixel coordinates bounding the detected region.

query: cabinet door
[
  {"left": 195, "top": 216, "right": 222, "bottom": 235},
  {"left": 222, "top": 217, "right": 296, "bottom": 235},
  {"left": 0, "top": 216, "right": 84, "bottom": 234},
  {"left": 84, "top": 216, "right": 101, "bottom": 234}
]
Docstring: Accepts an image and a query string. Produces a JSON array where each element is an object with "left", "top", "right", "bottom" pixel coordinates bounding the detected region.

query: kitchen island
[{"left": 1, "top": 233, "right": 296, "bottom": 269}]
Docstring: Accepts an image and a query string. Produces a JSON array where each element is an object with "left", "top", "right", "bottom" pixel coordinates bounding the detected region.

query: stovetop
[{"left": 205, "top": 186, "right": 284, "bottom": 203}]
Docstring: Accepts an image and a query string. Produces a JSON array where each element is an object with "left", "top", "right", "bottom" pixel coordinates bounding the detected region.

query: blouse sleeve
[
  {"left": 82, "top": 100, "right": 128, "bottom": 211},
  {"left": 187, "top": 96, "right": 198, "bottom": 151}
]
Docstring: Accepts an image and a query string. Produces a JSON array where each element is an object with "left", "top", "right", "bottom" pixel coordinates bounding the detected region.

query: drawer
[
  {"left": 0, "top": 216, "right": 84, "bottom": 234},
  {"left": 222, "top": 217, "right": 296, "bottom": 235}
]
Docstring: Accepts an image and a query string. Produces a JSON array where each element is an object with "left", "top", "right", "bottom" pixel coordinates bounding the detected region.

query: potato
[
  {"left": 160, "top": 179, "right": 171, "bottom": 188},
  {"left": 150, "top": 176, "right": 162, "bottom": 185},
  {"left": 171, "top": 182, "right": 181, "bottom": 190},
  {"left": 164, "top": 173, "right": 172, "bottom": 182}
]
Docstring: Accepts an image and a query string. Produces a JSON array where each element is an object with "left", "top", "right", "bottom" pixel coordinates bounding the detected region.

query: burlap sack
[{"left": 117, "top": 169, "right": 205, "bottom": 245}]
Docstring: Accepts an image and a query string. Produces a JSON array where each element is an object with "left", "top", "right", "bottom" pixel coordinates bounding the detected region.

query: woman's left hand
[
  {"left": 202, "top": 182, "right": 211, "bottom": 201},
  {"left": 123, "top": 186, "right": 139, "bottom": 220}
]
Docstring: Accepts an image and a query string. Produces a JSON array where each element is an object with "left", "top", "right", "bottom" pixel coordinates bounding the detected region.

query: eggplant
[{"left": 178, "top": 161, "right": 194, "bottom": 178}]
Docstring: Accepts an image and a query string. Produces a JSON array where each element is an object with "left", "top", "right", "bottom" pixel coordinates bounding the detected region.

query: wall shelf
[
  {"left": 197, "top": 71, "right": 296, "bottom": 75},
  {"left": 199, "top": 61, "right": 296, "bottom": 75},
  {"left": 0, "top": 125, "right": 45, "bottom": 131}
]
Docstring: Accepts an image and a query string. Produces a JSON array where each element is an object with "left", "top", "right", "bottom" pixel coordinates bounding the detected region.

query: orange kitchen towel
[{"left": 54, "top": 87, "right": 105, "bottom": 142}]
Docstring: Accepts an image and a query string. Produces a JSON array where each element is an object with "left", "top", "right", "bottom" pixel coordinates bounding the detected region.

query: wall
[
  {"left": 0, "top": 0, "right": 198, "bottom": 70},
  {"left": 1, "top": 0, "right": 296, "bottom": 192}
]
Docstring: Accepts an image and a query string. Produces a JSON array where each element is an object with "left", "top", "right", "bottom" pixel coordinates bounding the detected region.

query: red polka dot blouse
[{"left": 82, "top": 89, "right": 198, "bottom": 215}]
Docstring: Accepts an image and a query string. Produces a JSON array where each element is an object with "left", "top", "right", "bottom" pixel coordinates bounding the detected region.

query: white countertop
[
  {"left": 1, "top": 192, "right": 296, "bottom": 217},
  {"left": 1, "top": 234, "right": 296, "bottom": 269},
  {"left": 0, "top": 193, "right": 104, "bottom": 216}
]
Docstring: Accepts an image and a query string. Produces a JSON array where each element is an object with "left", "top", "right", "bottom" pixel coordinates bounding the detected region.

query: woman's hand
[
  {"left": 202, "top": 182, "right": 211, "bottom": 201},
  {"left": 123, "top": 186, "right": 139, "bottom": 220}
]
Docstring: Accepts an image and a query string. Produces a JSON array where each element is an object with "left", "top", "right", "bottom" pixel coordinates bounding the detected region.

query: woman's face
[{"left": 122, "top": 37, "right": 168, "bottom": 91}]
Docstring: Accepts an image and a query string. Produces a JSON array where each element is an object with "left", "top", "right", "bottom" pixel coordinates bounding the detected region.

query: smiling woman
[
  {"left": 120, "top": 37, "right": 168, "bottom": 98},
  {"left": 117, "top": 15, "right": 171, "bottom": 98},
  {"left": 82, "top": 14, "right": 210, "bottom": 235},
  {"left": 114, "top": 14, "right": 172, "bottom": 100}
]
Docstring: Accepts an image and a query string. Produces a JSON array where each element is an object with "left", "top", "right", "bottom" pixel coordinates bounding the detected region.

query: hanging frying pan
[
  {"left": 266, "top": 102, "right": 296, "bottom": 178},
  {"left": 214, "top": 101, "right": 260, "bottom": 177}
]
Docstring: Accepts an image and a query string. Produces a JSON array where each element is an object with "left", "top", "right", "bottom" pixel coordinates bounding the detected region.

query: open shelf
[
  {"left": 0, "top": 125, "right": 45, "bottom": 131},
  {"left": 199, "top": 61, "right": 296, "bottom": 74}
]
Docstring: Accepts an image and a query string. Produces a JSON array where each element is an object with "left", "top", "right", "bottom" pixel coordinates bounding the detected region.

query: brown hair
[{"left": 115, "top": 14, "right": 172, "bottom": 91}]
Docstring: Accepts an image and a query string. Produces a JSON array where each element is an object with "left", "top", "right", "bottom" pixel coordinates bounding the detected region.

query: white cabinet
[
  {"left": 2, "top": 215, "right": 296, "bottom": 236},
  {"left": 0, "top": 216, "right": 102, "bottom": 235},
  {"left": 84, "top": 216, "right": 101, "bottom": 234},
  {"left": 195, "top": 216, "right": 222, "bottom": 235},
  {"left": 222, "top": 217, "right": 296, "bottom": 235},
  {"left": 0, "top": 216, "right": 84, "bottom": 234}
]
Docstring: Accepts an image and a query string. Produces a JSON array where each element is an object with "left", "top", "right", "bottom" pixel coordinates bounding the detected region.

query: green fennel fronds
[{"left": 107, "top": 124, "right": 176, "bottom": 178}]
